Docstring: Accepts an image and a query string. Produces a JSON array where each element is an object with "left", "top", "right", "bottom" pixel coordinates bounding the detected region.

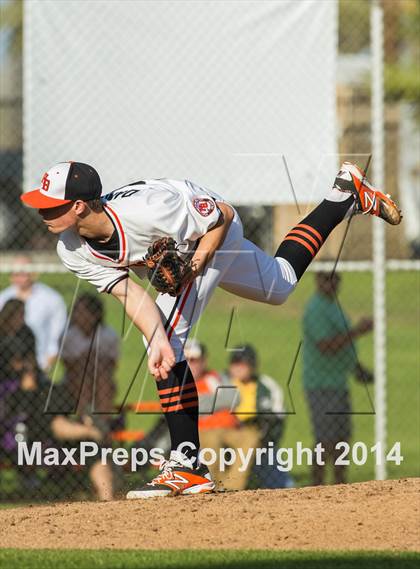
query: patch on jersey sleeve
[{"left": 192, "top": 197, "right": 216, "bottom": 217}]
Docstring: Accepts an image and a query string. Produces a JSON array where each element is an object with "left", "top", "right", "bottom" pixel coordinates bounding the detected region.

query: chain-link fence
[{"left": 0, "top": 0, "right": 419, "bottom": 502}]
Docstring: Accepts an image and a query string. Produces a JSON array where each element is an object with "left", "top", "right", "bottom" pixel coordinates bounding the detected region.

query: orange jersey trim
[{"left": 167, "top": 281, "right": 194, "bottom": 341}]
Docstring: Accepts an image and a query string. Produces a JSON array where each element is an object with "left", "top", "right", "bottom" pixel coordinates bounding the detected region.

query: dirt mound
[{"left": 1, "top": 478, "right": 419, "bottom": 551}]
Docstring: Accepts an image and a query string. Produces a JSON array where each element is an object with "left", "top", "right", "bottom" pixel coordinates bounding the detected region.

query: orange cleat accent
[
  {"left": 126, "top": 451, "right": 215, "bottom": 499},
  {"left": 334, "top": 162, "right": 402, "bottom": 225}
]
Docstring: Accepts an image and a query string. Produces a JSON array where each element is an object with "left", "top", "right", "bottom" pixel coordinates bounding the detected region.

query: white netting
[
  {"left": 0, "top": 0, "right": 418, "bottom": 501},
  {"left": 23, "top": 0, "right": 337, "bottom": 205}
]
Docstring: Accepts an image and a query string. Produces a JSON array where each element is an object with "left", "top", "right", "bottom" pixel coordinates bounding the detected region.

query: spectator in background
[
  {"left": 1, "top": 356, "right": 106, "bottom": 500},
  {"left": 185, "top": 340, "right": 291, "bottom": 491},
  {"left": 47, "top": 293, "right": 120, "bottom": 500},
  {"left": 0, "top": 299, "right": 51, "bottom": 492},
  {"left": 227, "top": 346, "right": 293, "bottom": 490},
  {"left": 60, "top": 293, "right": 118, "bottom": 414},
  {"left": 0, "top": 255, "right": 67, "bottom": 371},
  {"left": 47, "top": 388, "right": 113, "bottom": 501},
  {"left": 184, "top": 339, "right": 239, "bottom": 489},
  {"left": 0, "top": 295, "right": 117, "bottom": 500},
  {"left": 0, "top": 299, "right": 37, "bottom": 376},
  {"left": 0, "top": 300, "right": 31, "bottom": 453},
  {"left": 1, "top": 356, "right": 52, "bottom": 492},
  {"left": 303, "top": 272, "right": 373, "bottom": 486}
]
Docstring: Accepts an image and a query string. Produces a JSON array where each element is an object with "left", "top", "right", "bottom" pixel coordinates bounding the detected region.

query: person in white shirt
[
  {"left": 0, "top": 255, "right": 67, "bottom": 371},
  {"left": 20, "top": 160, "right": 401, "bottom": 499}
]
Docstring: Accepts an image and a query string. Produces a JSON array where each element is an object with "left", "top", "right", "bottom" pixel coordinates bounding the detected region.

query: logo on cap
[{"left": 41, "top": 173, "right": 50, "bottom": 192}]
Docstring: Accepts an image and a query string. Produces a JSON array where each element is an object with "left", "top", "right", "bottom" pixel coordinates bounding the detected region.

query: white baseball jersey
[
  {"left": 57, "top": 177, "right": 298, "bottom": 362},
  {"left": 57, "top": 179, "right": 223, "bottom": 293}
]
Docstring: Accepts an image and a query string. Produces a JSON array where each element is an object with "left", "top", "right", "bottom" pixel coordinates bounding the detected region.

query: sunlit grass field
[
  {"left": 1, "top": 270, "right": 419, "bottom": 485},
  {"left": 0, "top": 549, "right": 419, "bottom": 569}
]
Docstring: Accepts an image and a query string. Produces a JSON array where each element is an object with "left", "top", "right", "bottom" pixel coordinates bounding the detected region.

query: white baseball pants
[{"left": 154, "top": 210, "right": 298, "bottom": 361}]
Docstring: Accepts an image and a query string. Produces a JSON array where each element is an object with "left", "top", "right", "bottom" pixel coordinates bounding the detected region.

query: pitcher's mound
[{"left": 1, "top": 478, "right": 419, "bottom": 551}]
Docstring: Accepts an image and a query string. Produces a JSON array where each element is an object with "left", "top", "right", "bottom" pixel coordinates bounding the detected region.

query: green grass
[
  {"left": 0, "top": 549, "right": 419, "bottom": 569},
  {"left": 0, "top": 270, "right": 419, "bottom": 487}
]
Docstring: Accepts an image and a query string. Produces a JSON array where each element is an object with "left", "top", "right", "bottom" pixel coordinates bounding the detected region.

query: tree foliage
[{"left": 0, "top": 0, "right": 22, "bottom": 56}]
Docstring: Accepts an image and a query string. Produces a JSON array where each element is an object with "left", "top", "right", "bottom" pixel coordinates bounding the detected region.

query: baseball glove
[{"left": 143, "top": 237, "right": 194, "bottom": 296}]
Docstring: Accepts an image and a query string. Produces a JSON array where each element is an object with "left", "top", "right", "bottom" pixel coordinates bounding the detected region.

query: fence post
[{"left": 371, "top": 0, "right": 387, "bottom": 480}]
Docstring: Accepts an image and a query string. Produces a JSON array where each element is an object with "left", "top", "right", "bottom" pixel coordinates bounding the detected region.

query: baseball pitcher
[{"left": 21, "top": 161, "right": 401, "bottom": 498}]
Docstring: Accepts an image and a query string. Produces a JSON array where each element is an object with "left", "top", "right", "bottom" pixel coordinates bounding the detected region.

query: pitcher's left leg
[
  {"left": 220, "top": 163, "right": 402, "bottom": 306},
  {"left": 219, "top": 238, "right": 298, "bottom": 306},
  {"left": 275, "top": 162, "right": 402, "bottom": 281}
]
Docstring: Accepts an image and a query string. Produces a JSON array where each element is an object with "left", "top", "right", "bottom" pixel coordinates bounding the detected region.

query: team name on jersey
[{"left": 103, "top": 188, "right": 142, "bottom": 201}]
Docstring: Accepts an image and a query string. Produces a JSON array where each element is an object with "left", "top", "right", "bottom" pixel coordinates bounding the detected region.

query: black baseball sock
[
  {"left": 275, "top": 196, "right": 354, "bottom": 280},
  {"left": 156, "top": 360, "right": 199, "bottom": 463}
]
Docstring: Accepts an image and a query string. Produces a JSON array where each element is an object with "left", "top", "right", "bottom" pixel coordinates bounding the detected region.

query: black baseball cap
[
  {"left": 230, "top": 344, "right": 258, "bottom": 367},
  {"left": 21, "top": 161, "right": 102, "bottom": 209}
]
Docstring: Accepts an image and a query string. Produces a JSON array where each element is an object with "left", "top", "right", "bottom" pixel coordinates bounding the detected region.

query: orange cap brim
[{"left": 20, "top": 189, "right": 72, "bottom": 209}]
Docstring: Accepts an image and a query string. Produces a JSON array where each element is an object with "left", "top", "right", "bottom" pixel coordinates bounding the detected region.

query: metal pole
[{"left": 371, "top": 0, "right": 387, "bottom": 480}]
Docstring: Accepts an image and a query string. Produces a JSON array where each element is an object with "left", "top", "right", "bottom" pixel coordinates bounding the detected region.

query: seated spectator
[
  {"left": 185, "top": 339, "right": 238, "bottom": 431},
  {"left": 60, "top": 293, "right": 118, "bottom": 414},
  {"left": 303, "top": 272, "right": 373, "bottom": 485},
  {"left": 0, "top": 255, "right": 67, "bottom": 371},
  {"left": 227, "top": 345, "right": 293, "bottom": 490},
  {"left": 184, "top": 339, "right": 239, "bottom": 489},
  {"left": 0, "top": 298, "right": 37, "bottom": 374},
  {"left": 2, "top": 366, "right": 110, "bottom": 501},
  {"left": 0, "top": 295, "right": 116, "bottom": 500},
  {"left": 0, "top": 299, "right": 38, "bottom": 454},
  {"left": 47, "top": 385, "right": 113, "bottom": 501},
  {"left": 0, "top": 305, "right": 52, "bottom": 493},
  {"left": 1, "top": 359, "right": 52, "bottom": 474},
  {"left": 46, "top": 293, "right": 120, "bottom": 500},
  {"left": 185, "top": 341, "right": 290, "bottom": 490}
]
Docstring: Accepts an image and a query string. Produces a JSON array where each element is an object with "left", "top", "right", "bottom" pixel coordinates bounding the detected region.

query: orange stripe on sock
[
  {"left": 295, "top": 224, "right": 323, "bottom": 245},
  {"left": 162, "top": 399, "right": 199, "bottom": 413},
  {"left": 160, "top": 390, "right": 198, "bottom": 404},
  {"left": 158, "top": 381, "right": 196, "bottom": 397},
  {"left": 288, "top": 229, "right": 321, "bottom": 250},
  {"left": 283, "top": 235, "right": 316, "bottom": 256},
  {"left": 158, "top": 385, "right": 180, "bottom": 397}
]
